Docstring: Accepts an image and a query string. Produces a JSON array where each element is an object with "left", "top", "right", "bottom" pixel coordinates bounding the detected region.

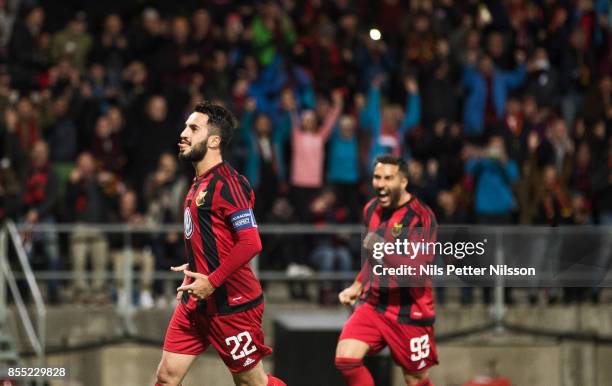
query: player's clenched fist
[
  {"left": 338, "top": 282, "right": 363, "bottom": 306},
  {"left": 363, "top": 231, "right": 384, "bottom": 251},
  {"left": 171, "top": 264, "right": 192, "bottom": 300}
]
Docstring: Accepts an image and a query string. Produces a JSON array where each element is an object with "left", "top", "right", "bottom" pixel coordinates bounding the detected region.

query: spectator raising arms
[
  {"left": 465, "top": 135, "right": 519, "bottom": 224},
  {"left": 362, "top": 74, "right": 420, "bottom": 170},
  {"left": 290, "top": 89, "right": 342, "bottom": 220},
  {"left": 462, "top": 50, "right": 527, "bottom": 139}
]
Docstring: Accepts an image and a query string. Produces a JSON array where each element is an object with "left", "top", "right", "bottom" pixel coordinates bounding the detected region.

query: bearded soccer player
[
  {"left": 155, "top": 102, "right": 285, "bottom": 386},
  {"left": 335, "top": 155, "right": 439, "bottom": 386}
]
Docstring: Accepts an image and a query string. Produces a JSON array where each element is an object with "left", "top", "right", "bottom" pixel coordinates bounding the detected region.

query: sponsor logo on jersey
[
  {"left": 184, "top": 207, "right": 194, "bottom": 239},
  {"left": 195, "top": 190, "right": 207, "bottom": 207},
  {"left": 243, "top": 358, "right": 255, "bottom": 367},
  {"left": 229, "top": 209, "right": 258, "bottom": 231}
]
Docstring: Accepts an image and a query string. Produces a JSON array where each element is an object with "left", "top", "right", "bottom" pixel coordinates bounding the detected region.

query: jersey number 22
[{"left": 225, "top": 331, "right": 257, "bottom": 360}]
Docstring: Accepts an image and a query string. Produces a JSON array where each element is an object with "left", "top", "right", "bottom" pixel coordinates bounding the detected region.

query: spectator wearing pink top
[{"left": 290, "top": 89, "right": 343, "bottom": 221}]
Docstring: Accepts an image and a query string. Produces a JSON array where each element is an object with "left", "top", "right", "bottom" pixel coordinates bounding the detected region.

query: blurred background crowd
[{"left": 0, "top": 0, "right": 611, "bottom": 306}]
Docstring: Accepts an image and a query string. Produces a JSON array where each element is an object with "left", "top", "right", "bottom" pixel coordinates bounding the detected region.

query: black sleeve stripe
[
  {"left": 412, "top": 199, "right": 436, "bottom": 241},
  {"left": 217, "top": 167, "right": 235, "bottom": 206},
  {"left": 238, "top": 175, "right": 254, "bottom": 207},
  {"left": 219, "top": 181, "right": 237, "bottom": 207},
  {"left": 219, "top": 165, "right": 246, "bottom": 208},
  {"left": 229, "top": 174, "right": 248, "bottom": 208},
  {"left": 219, "top": 166, "right": 241, "bottom": 207},
  {"left": 225, "top": 165, "right": 246, "bottom": 207}
]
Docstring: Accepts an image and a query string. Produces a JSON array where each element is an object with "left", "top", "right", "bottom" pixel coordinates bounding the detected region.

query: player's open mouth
[
  {"left": 377, "top": 190, "right": 390, "bottom": 203},
  {"left": 178, "top": 141, "right": 190, "bottom": 151}
]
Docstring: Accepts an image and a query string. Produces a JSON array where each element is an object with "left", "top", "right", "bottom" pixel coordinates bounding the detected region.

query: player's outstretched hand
[
  {"left": 338, "top": 283, "right": 362, "bottom": 306},
  {"left": 176, "top": 270, "right": 216, "bottom": 301}
]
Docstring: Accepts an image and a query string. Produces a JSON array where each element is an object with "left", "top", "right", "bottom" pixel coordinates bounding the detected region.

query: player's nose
[{"left": 179, "top": 126, "right": 190, "bottom": 139}]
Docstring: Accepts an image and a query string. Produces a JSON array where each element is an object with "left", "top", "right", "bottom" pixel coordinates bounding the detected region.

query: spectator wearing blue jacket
[
  {"left": 270, "top": 88, "right": 301, "bottom": 186},
  {"left": 248, "top": 56, "right": 316, "bottom": 118},
  {"left": 240, "top": 98, "right": 281, "bottom": 218},
  {"left": 462, "top": 52, "right": 527, "bottom": 138},
  {"left": 361, "top": 75, "right": 421, "bottom": 171},
  {"left": 465, "top": 135, "right": 519, "bottom": 223},
  {"left": 464, "top": 134, "right": 519, "bottom": 305},
  {"left": 327, "top": 114, "right": 360, "bottom": 221},
  {"left": 247, "top": 55, "right": 287, "bottom": 115}
]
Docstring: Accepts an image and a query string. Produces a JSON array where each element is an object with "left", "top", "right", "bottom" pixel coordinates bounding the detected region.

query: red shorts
[
  {"left": 163, "top": 298, "right": 272, "bottom": 373},
  {"left": 339, "top": 302, "right": 438, "bottom": 373}
]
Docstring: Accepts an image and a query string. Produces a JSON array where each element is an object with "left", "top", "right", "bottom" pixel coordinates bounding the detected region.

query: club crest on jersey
[
  {"left": 391, "top": 223, "right": 403, "bottom": 238},
  {"left": 184, "top": 207, "right": 194, "bottom": 239},
  {"left": 195, "top": 190, "right": 207, "bottom": 207}
]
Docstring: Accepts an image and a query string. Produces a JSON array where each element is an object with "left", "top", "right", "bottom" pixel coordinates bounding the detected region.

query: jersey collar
[{"left": 194, "top": 161, "right": 224, "bottom": 181}]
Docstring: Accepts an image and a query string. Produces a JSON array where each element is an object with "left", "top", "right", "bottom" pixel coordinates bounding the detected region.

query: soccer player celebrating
[
  {"left": 335, "top": 155, "right": 439, "bottom": 386},
  {"left": 155, "top": 102, "right": 285, "bottom": 386}
]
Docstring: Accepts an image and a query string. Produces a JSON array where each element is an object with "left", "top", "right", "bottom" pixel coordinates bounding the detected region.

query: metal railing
[
  {"left": 1, "top": 220, "right": 46, "bottom": 385},
  {"left": 5, "top": 222, "right": 612, "bottom": 349}
]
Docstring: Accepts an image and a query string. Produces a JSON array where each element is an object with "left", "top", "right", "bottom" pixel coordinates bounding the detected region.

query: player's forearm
[
  {"left": 207, "top": 228, "right": 263, "bottom": 288},
  {"left": 355, "top": 260, "right": 369, "bottom": 286}
]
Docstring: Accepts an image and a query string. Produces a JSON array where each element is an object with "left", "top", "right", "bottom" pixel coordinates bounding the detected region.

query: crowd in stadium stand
[{"left": 0, "top": 1, "right": 611, "bottom": 306}]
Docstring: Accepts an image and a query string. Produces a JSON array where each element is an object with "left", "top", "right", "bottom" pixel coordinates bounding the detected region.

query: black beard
[
  {"left": 389, "top": 187, "right": 403, "bottom": 208},
  {"left": 178, "top": 139, "right": 207, "bottom": 163}
]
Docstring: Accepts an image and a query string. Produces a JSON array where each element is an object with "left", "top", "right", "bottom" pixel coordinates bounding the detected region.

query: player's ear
[
  {"left": 400, "top": 175, "right": 408, "bottom": 190},
  {"left": 208, "top": 134, "right": 221, "bottom": 149}
]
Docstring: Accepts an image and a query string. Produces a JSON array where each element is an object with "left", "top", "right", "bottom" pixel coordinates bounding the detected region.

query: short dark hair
[
  {"left": 374, "top": 155, "right": 409, "bottom": 177},
  {"left": 193, "top": 101, "right": 238, "bottom": 149}
]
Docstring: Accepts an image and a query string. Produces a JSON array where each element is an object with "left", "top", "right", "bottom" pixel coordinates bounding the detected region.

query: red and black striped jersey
[
  {"left": 182, "top": 161, "right": 263, "bottom": 315},
  {"left": 358, "top": 195, "right": 438, "bottom": 325}
]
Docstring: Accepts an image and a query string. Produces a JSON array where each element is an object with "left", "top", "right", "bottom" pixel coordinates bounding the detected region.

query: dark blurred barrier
[{"left": 274, "top": 312, "right": 391, "bottom": 386}]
